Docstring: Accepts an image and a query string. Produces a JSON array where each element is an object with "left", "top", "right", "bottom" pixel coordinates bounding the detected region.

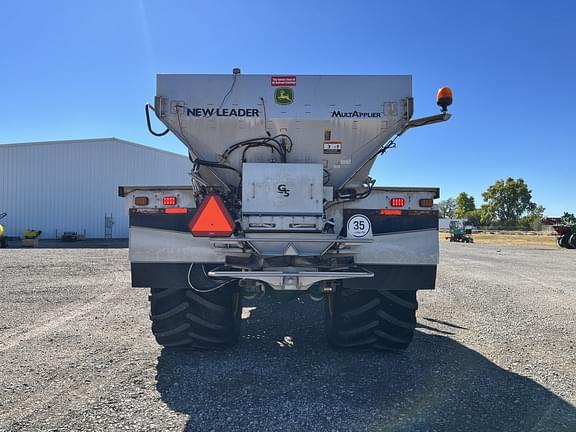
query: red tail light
[
  {"left": 163, "top": 196, "right": 177, "bottom": 206},
  {"left": 189, "top": 195, "right": 234, "bottom": 237},
  {"left": 390, "top": 197, "right": 406, "bottom": 207}
]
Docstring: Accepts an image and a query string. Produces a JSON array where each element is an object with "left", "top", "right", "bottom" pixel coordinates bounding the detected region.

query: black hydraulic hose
[
  {"left": 241, "top": 143, "right": 284, "bottom": 162},
  {"left": 194, "top": 159, "right": 242, "bottom": 177},
  {"left": 324, "top": 180, "right": 375, "bottom": 210},
  {"left": 145, "top": 103, "right": 170, "bottom": 137},
  {"left": 222, "top": 137, "right": 286, "bottom": 162}
]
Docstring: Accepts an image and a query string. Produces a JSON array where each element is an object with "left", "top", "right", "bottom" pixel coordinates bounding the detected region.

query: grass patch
[{"left": 440, "top": 231, "right": 557, "bottom": 247}]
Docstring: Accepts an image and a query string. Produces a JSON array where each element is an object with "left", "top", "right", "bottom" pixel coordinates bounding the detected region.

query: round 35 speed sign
[{"left": 346, "top": 214, "right": 372, "bottom": 238}]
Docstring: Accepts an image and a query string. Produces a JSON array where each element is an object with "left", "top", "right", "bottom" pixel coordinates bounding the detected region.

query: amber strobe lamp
[{"left": 436, "top": 87, "right": 453, "bottom": 112}]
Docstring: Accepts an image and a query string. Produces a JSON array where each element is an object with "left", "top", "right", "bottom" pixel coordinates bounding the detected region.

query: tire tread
[
  {"left": 326, "top": 287, "right": 418, "bottom": 351},
  {"left": 149, "top": 285, "right": 241, "bottom": 350}
]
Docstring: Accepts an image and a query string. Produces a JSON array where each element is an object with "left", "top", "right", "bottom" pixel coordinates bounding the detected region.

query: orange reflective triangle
[{"left": 189, "top": 195, "right": 234, "bottom": 237}]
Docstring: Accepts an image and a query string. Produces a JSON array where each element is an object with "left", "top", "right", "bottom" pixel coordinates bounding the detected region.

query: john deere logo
[{"left": 275, "top": 87, "right": 294, "bottom": 105}]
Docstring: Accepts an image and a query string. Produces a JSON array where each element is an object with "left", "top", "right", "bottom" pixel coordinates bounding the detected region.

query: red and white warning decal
[{"left": 271, "top": 76, "right": 297, "bottom": 86}]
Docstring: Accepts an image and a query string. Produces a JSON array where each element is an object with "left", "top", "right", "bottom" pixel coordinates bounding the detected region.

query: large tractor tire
[
  {"left": 149, "top": 284, "right": 242, "bottom": 350},
  {"left": 559, "top": 234, "right": 572, "bottom": 249},
  {"left": 569, "top": 233, "right": 576, "bottom": 249},
  {"left": 325, "top": 288, "right": 418, "bottom": 351}
]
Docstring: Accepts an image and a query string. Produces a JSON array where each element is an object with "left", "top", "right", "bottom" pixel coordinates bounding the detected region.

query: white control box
[{"left": 242, "top": 163, "right": 324, "bottom": 215}]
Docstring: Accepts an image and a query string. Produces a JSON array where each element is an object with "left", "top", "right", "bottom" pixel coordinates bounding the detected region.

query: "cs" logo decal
[{"left": 277, "top": 184, "right": 290, "bottom": 197}]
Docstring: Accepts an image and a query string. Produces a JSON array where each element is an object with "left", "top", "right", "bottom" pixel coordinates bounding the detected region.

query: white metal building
[{"left": 0, "top": 138, "right": 191, "bottom": 238}]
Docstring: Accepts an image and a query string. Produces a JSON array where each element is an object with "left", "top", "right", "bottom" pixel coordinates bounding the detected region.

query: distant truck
[{"left": 120, "top": 72, "right": 452, "bottom": 351}]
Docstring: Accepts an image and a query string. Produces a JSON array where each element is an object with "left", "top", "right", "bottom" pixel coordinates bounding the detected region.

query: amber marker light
[
  {"left": 134, "top": 196, "right": 149, "bottom": 206},
  {"left": 419, "top": 198, "right": 434, "bottom": 208},
  {"left": 436, "top": 87, "right": 453, "bottom": 112}
]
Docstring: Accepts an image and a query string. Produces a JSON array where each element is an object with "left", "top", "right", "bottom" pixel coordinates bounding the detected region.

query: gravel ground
[{"left": 0, "top": 244, "right": 575, "bottom": 431}]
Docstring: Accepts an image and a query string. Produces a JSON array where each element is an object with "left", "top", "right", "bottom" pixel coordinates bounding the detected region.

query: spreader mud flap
[{"left": 341, "top": 264, "right": 437, "bottom": 290}]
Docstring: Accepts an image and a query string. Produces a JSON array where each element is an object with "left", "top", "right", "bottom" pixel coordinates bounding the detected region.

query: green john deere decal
[{"left": 275, "top": 87, "right": 294, "bottom": 105}]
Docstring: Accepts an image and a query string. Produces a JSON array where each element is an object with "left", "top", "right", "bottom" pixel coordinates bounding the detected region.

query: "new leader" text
[{"left": 186, "top": 108, "right": 260, "bottom": 117}]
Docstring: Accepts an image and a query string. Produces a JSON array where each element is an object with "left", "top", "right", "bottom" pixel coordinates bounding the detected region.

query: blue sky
[{"left": 1, "top": 1, "right": 575, "bottom": 215}]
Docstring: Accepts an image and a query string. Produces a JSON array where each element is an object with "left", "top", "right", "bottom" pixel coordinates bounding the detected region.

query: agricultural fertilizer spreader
[{"left": 120, "top": 72, "right": 452, "bottom": 351}]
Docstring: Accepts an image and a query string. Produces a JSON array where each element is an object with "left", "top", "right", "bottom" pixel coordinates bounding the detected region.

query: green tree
[
  {"left": 455, "top": 192, "right": 476, "bottom": 218},
  {"left": 561, "top": 212, "right": 576, "bottom": 226},
  {"left": 437, "top": 198, "right": 456, "bottom": 218},
  {"left": 463, "top": 209, "right": 481, "bottom": 226},
  {"left": 519, "top": 205, "right": 546, "bottom": 230},
  {"left": 464, "top": 205, "right": 494, "bottom": 227},
  {"left": 482, "top": 178, "right": 538, "bottom": 226}
]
